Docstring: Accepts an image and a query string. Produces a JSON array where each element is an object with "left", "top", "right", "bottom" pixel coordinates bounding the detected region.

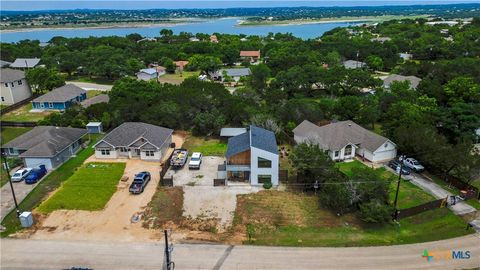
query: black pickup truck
[{"left": 129, "top": 171, "right": 151, "bottom": 194}]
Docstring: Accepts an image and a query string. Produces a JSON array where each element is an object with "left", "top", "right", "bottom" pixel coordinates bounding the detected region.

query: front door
[{"left": 135, "top": 149, "right": 140, "bottom": 156}]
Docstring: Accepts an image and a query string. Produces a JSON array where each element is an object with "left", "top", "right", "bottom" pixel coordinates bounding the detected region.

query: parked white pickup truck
[
  {"left": 188, "top": 152, "right": 203, "bottom": 170},
  {"left": 402, "top": 158, "right": 425, "bottom": 172}
]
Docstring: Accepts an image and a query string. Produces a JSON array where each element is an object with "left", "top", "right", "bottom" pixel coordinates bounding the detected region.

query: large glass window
[
  {"left": 145, "top": 150, "right": 155, "bottom": 157},
  {"left": 334, "top": 151, "right": 340, "bottom": 157},
  {"left": 344, "top": 145, "right": 352, "bottom": 156},
  {"left": 101, "top": 149, "right": 110, "bottom": 155},
  {"left": 258, "top": 175, "right": 271, "bottom": 184},
  {"left": 257, "top": 157, "right": 272, "bottom": 168}
]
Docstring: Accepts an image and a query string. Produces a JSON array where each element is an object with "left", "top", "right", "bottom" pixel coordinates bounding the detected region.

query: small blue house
[{"left": 32, "top": 84, "right": 86, "bottom": 111}]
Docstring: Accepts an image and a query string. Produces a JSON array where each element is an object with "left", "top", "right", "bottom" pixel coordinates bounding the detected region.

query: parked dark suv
[
  {"left": 129, "top": 171, "right": 151, "bottom": 194},
  {"left": 388, "top": 160, "right": 411, "bottom": 175}
]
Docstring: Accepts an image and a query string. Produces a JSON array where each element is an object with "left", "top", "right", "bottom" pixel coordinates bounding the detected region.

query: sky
[{"left": 1, "top": 0, "right": 479, "bottom": 11}]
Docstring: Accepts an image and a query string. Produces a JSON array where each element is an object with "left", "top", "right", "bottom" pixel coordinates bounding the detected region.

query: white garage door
[
  {"left": 372, "top": 150, "right": 396, "bottom": 162},
  {"left": 24, "top": 158, "right": 52, "bottom": 170}
]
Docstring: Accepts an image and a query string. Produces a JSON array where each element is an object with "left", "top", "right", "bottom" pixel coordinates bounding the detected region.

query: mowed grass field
[
  {"left": 182, "top": 135, "right": 227, "bottom": 156},
  {"left": 234, "top": 190, "right": 472, "bottom": 247},
  {"left": 38, "top": 162, "right": 125, "bottom": 213},
  {"left": 336, "top": 160, "right": 435, "bottom": 209},
  {"left": 1, "top": 103, "right": 52, "bottom": 122}
]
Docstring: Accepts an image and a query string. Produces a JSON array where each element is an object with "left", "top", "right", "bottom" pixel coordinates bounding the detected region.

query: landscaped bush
[
  {"left": 359, "top": 200, "right": 392, "bottom": 224},
  {"left": 263, "top": 180, "right": 273, "bottom": 189}
]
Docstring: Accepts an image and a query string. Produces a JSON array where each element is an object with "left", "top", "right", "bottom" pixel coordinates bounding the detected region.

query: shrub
[
  {"left": 359, "top": 200, "right": 392, "bottom": 224},
  {"left": 263, "top": 180, "right": 273, "bottom": 189}
]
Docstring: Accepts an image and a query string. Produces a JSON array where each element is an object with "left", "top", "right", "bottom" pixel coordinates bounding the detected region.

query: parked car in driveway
[
  {"left": 388, "top": 160, "right": 411, "bottom": 175},
  {"left": 25, "top": 165, "right": 47, "bottom": 184},
  {"left": 188, "top": 152, "right": 203, "bottom": 169},
  {"left": 402, "top": 158, "right": 424, "bottom": 172},
  {"left": 11, "top": 168, "right": 32, "bottom": 182},
  {"left": 129, "top": 171, "right": 151, "bottom": 194}
]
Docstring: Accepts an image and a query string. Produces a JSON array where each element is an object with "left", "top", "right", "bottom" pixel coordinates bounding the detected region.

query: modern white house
[
  {"left": 293, "top": 120, "right": 397, "bottom": 163},
  {"left": 2, "top": 126, "right": 87, "bottom": 170},
  {"left": 219, "top": 125, "right": 279, "bottom": 186},
  {"left": 0, "top": 68, "right": 32, "bottom": 105},
  {"left": 94, "top": 122, "right": 173, "bottom": 161}
]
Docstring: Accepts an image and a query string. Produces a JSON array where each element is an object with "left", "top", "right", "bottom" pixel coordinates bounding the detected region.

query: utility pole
[
  {"left": 2, "top": 153, "right": 20, "bottom": 217},
  {"left": 164, "top": 230, "right": 174, "bottom": 270},
  {"left": 392, "top": 156, "right": 405, "bottom": 220}
]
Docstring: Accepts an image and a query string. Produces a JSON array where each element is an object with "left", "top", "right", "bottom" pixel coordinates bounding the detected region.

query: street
[{"left": 1, "top": 234, "right": 479, "bottom": 270}]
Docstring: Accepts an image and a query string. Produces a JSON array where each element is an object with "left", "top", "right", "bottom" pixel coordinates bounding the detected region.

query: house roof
[
  {"left": 174, "top": 61, "right": 189, "bottom": 68},
  {"left": 81, "top": 94, "right": 109, "bottom": 108},
  {"left": 343, "top": 60, "right": 366, "bottom": 69},
  {"left": 240, "top": 50, "right": 261, "bottom": 57},
  {"left": 220, "top": 128, "right": 247, "bottom": 137},
  {"left": 293, "top": 120, "right": 394, "bottom": 152},
  {"left": 138, "top": 68, "right": 157, "bottom": 75},
  {"left": 383, "top": 74, "right": 422, "bottom": 89},
  {"left": 221, "top": 68, "right": 251, "bottom": 77},
  {"left": 95, "top": 122, "right": 173, "bottom": 149},
  {"left": 0, "top": 60, "right": 12, "bottom": 68},
  {"left": 33, "top": 84, "right": 86, "bottom": 103},
  {"left": 2, "top": 126, "right": 87, "bottom": 158},
  {"left": 86, "top": 122, "right": 102, "bottom": 127},
  {"left": 225, "top": 125, "right": 278, "bottom": 158},
  {"left": 0, "top": 68, "right": 25, "bottom": 82},
  {"left": 10, "top": 58, "right": 41, "bottom": 68},
  {"left": 370, "top": 37, "right": 391, "bottom": 42}
]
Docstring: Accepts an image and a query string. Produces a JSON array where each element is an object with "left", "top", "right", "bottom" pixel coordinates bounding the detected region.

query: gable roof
[
  {"left": 2, "top": 126, "right": 87, "bottom": 157},
  {"left": 225, "top": 125, "right": 278, "bottom": 158},
  {"left": 10, "top": 58, "right": 41, "bottom": 68},
  {"left": 95, "top": 122, "right": 173, "bottom": 149},
  {"left": 220, "top": 128, "right": 247, "bottom": 137},
  {"left": 240, "top": 50, "right": 261, "bottom": 57},
  {"left": 138, "top": 68, "right": 157, "bottom": 75},
  {"left": 383, "top": 74, "right": 422, "bottom": 89},
  {"left": 293, "top": 120, "right": 394, "bottom": 152},
  {"left": 221, "top": 68, "right": 251, "bottom": 77},
  {"left": 174, "top": 61, "right": 189, "bottom": 68},
  {"left": 33, "top": 84, "right": 86, "bottom": 103},
  {"left": 0, "top": 68, "right": 25, "bottom": 82},
  {"left": 81, "top": 94, "right": 109, "bottom": 108}
]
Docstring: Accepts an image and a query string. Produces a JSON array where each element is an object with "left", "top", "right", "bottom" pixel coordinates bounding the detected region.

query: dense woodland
[{"left": 2, "top": 18, "right": 479, "bottom": 220}]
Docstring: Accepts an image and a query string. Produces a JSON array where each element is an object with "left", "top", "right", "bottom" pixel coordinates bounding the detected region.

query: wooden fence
[
  {"left": 396, "top": 197, "right": 448, "bottom": 219},
  {"left": 159, "top": 149, "right": 175, "bottom": 187},
  {"left": 1, "top": 121, "right": 37, "bottom": 127},
  {"left": 443, "top": 175, "right": 479, "bottom": 200},
  {"left": 0, "top": 95, "right": 37, "bottom": 115},
  {"left": 161, "top": 177, "right": 173, "bottom": 187}
]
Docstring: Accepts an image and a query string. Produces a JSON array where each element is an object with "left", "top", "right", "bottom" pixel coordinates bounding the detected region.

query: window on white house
[
  {"left": 17, "top": 80, "right": 22, "bottom": 85},
  {"left": 258, "top": 157, "right": 272, "bottom": 168},
  {"left": 48, "top": 102, "right": 53, "bottom": 108},
  {"left": 101, "top": 149, "right": 110, "bottom": 155},
  {"left": 119, "top": 147, "right": 128, "bottom": 152},
  {"left": 1, "top": 97, "right": 4, "bottom": 102},
  {"left": 384, "top": 143, "right": 388, "bottom": 148},
  {"left": 10, "top": 82, "right": 14, "bottom": 87},
  {"left": 4, "top": 83, "right": 8, "bottom": 87},
  {"left": 334, "top": 151, "right": 340, "bottom": 157},
  {"left": 258, "top": 175, "right": 271, "bottom": 184},
  {"left": 145, "top": 150, "right": 155, "bottom": 157},
  {"left": 344, "top": 145, "right": 352, "bottom": 156}
]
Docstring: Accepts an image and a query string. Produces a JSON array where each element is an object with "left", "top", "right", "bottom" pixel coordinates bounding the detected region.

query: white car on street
[
  {"left": 11, "top": 168, "right": 32, "bottom": 182},
  {"left": 402, "top": 158, "right": 425, "bottom": 172},
  {"left": 188, "top": 152, "right": 202, "bottom": 170}
]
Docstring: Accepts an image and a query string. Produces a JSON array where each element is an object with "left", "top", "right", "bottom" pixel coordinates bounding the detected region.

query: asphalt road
[{"left": 1, "top": 234, "right": 479, "bottom": 270}]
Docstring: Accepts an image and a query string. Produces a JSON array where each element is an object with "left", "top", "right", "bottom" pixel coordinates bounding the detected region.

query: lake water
[{"left": 0, "top": 18, "right": 360, "bottom": 43}]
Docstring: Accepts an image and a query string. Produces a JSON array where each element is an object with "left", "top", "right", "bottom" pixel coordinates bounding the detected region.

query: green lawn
[
  {"left": 86, "top": 90, "right": 104, "bottom": 99},
  {"left": 38, "top": 162, "right": 125, "bottom": 213},
  {"left": 158, "top": 71, "right": 199, "bottom": 85},
  {"left": 336, "top": 160, "right": 435, "bottom": 209},
  {"left": 1, "top": 134, "right": 102, "bottom": 237},
  {"left": 1, "top": 103, "right": 52, "bottom": 122},
  {"left": 182, "top": 135, "right": 227, "bottom": 156},
  {"left": 234, "top": 191, "right": 473, "bottom": 247}
]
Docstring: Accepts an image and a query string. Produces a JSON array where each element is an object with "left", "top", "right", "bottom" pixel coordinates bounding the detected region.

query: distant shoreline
[{"left": 238, "top": 15, "right": 430, "bottom": 26}]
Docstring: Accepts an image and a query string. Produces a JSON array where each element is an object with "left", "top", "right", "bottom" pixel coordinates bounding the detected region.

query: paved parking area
[
  {"left": 1, "top": 179, "right": 39, "bottom": 222},
  {"left": 166, "top": 156, "right": 223, "bottom": 186}
]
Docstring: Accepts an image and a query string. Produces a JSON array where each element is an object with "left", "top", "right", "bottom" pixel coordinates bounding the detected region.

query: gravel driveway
[{"left": 1, "top": 179, "right": 39, "bottom": 222}]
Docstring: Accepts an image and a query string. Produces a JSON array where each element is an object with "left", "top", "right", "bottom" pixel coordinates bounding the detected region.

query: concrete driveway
[
  {"left": 31, "top": 157, "right": 163, "bottom": 242},
  {"left": 165, "top": 156, "right": 260, "bottom": 229},
  {"left": 1, "top": 180, "right": 38, "bottom": 222}
]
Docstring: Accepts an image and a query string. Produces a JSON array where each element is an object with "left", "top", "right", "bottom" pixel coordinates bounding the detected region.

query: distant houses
[
  {"left": 10, "top": 58, "right": 41, "bottom": 69},
  {"left": 210, "top": 35, "right": 219, "bottom": 43},
  {"left": 240, "top": 50, "right": 261, "bottom": 63},
  {"left": 2, "top": 126, "right": 87, "bottom": 170},
  {"left": 370, "top": 37, "right": 391, "bottom": 43},
  {"left": 211, "top": 68, "right": 252, "bottom": 82},
  {"left": 32, "top": 84, "right": 86, "bottom": 110},
  {"left": 136, "top": 66, "right": 166, "bottom": 81},
  {"left": 0, "top": 68, "right": 32, "bottom": 106},
  {"left": 342, "top": 60, "right": 366, "bottom": 69},
  {"left": 383, "top": 74, "right": 422, "bottom": 90},
  {"left": 293, "top": 120, "right": 397, "bottom": 163},
  {"left": 174, "top": 61, "right": 189, "bottom": 72},
  {"left": 399, "top": 53, "right": 413, "bottom": 61}
]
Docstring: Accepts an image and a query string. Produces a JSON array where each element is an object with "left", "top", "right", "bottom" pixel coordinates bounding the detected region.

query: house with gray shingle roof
[
  {"left": 0, "top": 60, "right": 12, "bottom": 68},
  {"left": 343, "top": 60, "right": 366, "bottom": 69},
  {"left": 220, "top": 125, "right": 279, "bottom": 186},
  {"left": 10, "top": 58, "right": 41, "bottom": 69},
  {"left": 383, "top": 74, "right": 422, "bottom": 90},
  {"left": 32, "top": 84, "right": 87, "bottom": 110},
  {"left": 94, "top": 122, "right": 173, "bottom": 161},
  {"left": 0, "top": 68, "right": 32, "bottom": 105},
  {"left": 2, "top": 126, "right": 87, "bottom": 169},
  {"left": 293, "top": 120, "right": 397, "bottom": 163}
]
